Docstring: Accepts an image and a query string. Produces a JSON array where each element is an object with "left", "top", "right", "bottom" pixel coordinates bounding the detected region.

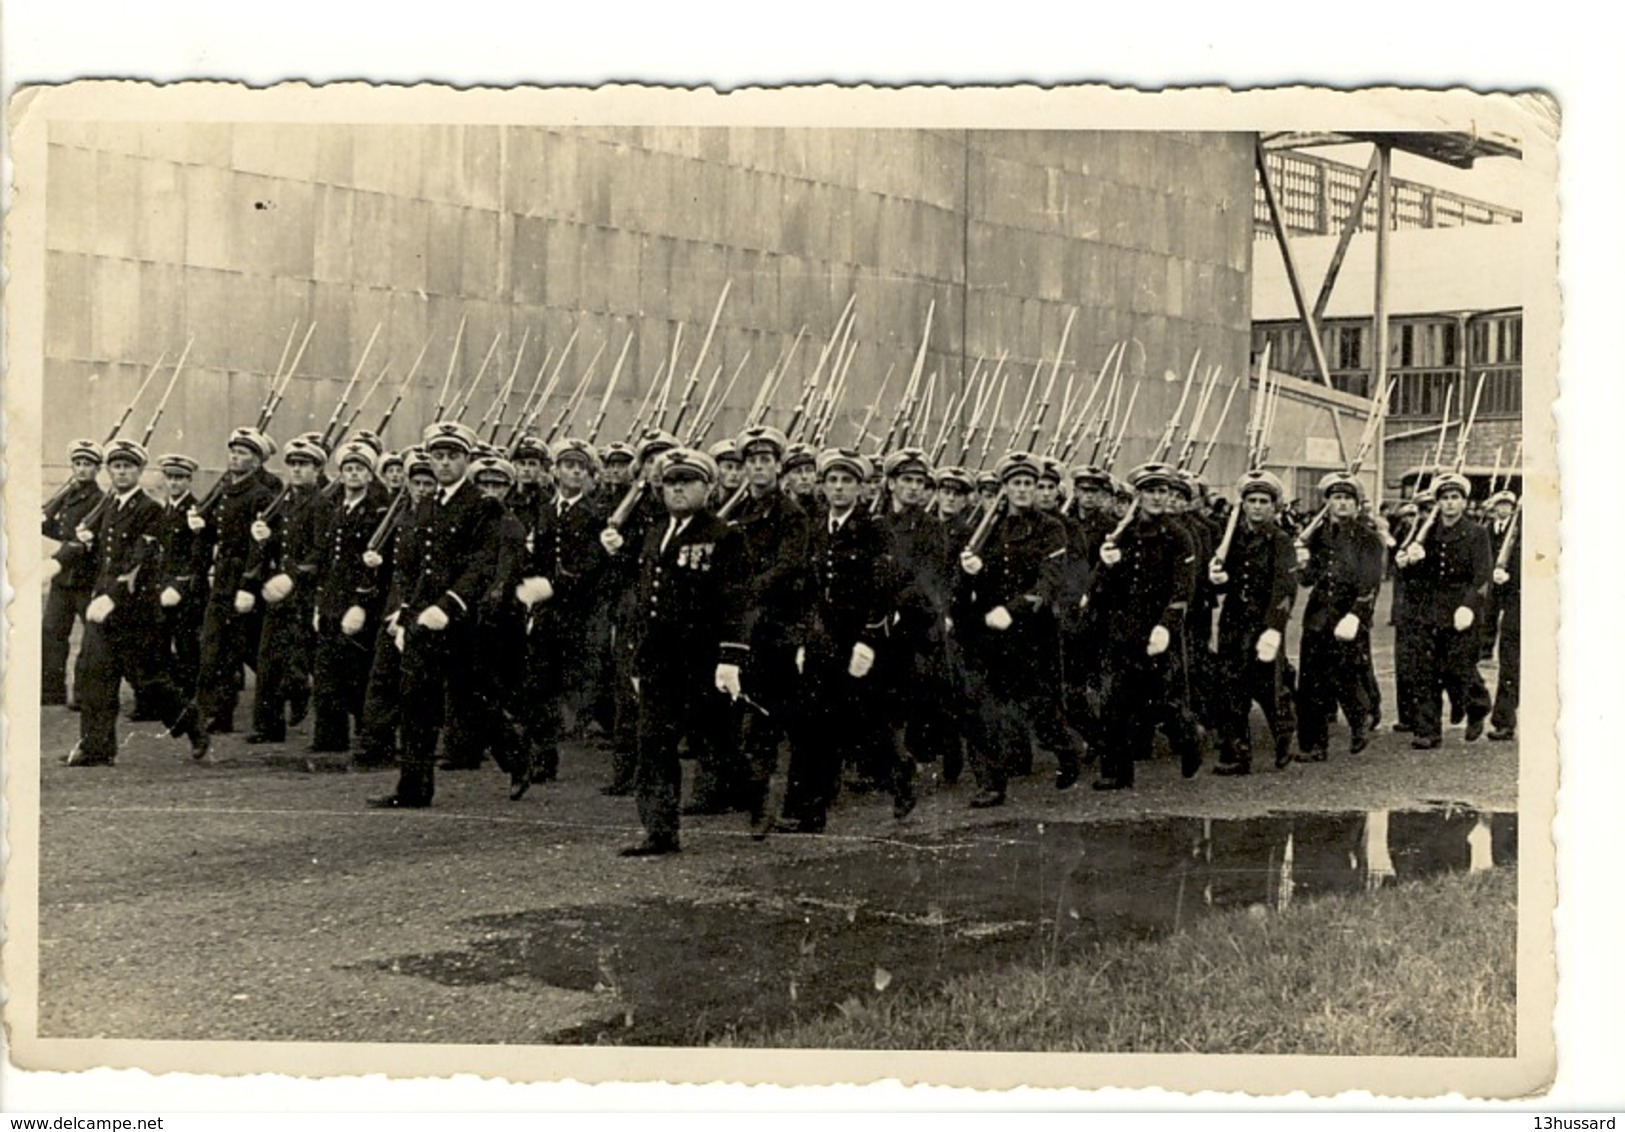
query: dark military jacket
[
  {"left": 1486, "top": 513, "right": 1521, "bottom": 592},
  {"left": 799, "top": 505, "right": 892, "bottom": 657},
  {"left": 1212, "top": 517, "right": 1297, "bottom": 647},
  {"left": 153, "top": 492, "right": 202, "bottom": 600},
  {"left": 629, "top": 509, "right": 749, "bottom": 675},
  {"left": 1087, "top": 511, "right": 1198, "bottom": 650},
  {"left": 393, "top": 477, "right": 505, "bottom": 628},
  {"left": 88, "top": 488, "right": 165, "bottom": 628},
  {"left": 525, "top": 489, "right": 611, "bottom": 612},
  {"left": 953, "top": 504, "right": 1071, "bottom": 628},
  {"left": 878, "top": 502, "right": 951, "bottom": 644},
  {"left": 195, "top": 466, "right": 282, "bottom": 598},
  {"left": 45, "top": 479, "right": 106, "bottom": 588},
  {"left": 314, "top": 483, "right": 393, "bottom": 622},
  {"left": 243, "top": 482, "right": 324, "bottom": 599},
  {"left": 1299, "top": 517, "right": 1386, "bottom": 633},
  {"left": 728, "top": 486, "right": 810, "bottom": 636},
  {"left": 1404, "top": 514, "right": 1493, "bottom": 627}
]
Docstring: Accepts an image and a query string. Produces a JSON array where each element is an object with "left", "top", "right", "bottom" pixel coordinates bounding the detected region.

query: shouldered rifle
[
  {"left": 377, "top": 339, "right": 432, "bottom": 439},
  {"left": 1494, "top": 504, "right": 1521, "bottom": 571},
  {"left": 450, "top": 332, "right": 504, "bottom": 424},
  {"left": 1175, "top": 364, "right": 1221, "bottom": 471},
  {"left": 481, "top": 327, "right": 531, "bottom": 442},
  {"left": 318, "top": 323, "right": 382, "bottom": 450},
  {"left": 429, "top": 314, "right": 469, "bottom": 424},
  {"left": 585, "top": 330, "right": 637, "bottom": 445},
  {"left": 47, "top": 349, "right": 172, "bottom": 513},
  {"left": 1196, "top": 373, "right": 1246, "bottom": 478},
  {"left": 334, "top": 360, "right": 393, "bottom": 450},
  {"left": 1100, "top": 383, "right": 1140, "bottom": 471},
  {"left": 1152, "top": 351, "right": 1201, "bottom": 463},
  {"left": 1451, "top": 372, "right": 1487, "bottom": 475},
  {"left": 1057, "top": 344, "right": 1119, "bottom": 464},
  {"left": 1025, "top": 308, "right": 1077, "bottom": 451},
  {"left": 504, "top": 343, "right": 555, "bottom": 448},
  {"left": 548, "top": 340, "right": 608, "bottom": 443},
  {"left": 963, "top": 489, "right": 1007, "bottom": 557},
  {"left": 366, "top": 485, "right": 411, "bottom": 555},
  {"left": 260, "top": 322, "right": 318, "bottom": 432}
]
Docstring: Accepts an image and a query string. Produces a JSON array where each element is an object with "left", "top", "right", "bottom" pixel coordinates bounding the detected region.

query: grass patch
[{"left": 732, "top": 868, "right": 1516, "bottom": 1056}]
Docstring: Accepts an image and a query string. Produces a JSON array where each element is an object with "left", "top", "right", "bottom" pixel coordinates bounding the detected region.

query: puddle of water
[{"left": 369, "top": 807, "right": 1516, "bottom": 1045}]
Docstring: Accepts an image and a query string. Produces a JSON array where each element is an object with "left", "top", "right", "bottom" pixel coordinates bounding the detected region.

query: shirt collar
[{"left": 438, "top": 476, "right": 467, "bottom": 504}]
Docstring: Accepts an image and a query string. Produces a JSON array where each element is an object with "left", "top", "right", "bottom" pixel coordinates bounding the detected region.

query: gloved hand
[
  {"left": 75, "top": 525, "right": 96, "bottom": 547},
  {"left": 86, "top": 594, "right": 115, "bottom": 623},
  {"left": 160, "top": 585, "right": 182, "bottom": 608},
  {"left": 1334, "top": 612, "right": 1360, "bottom": 641},
  {"left": 1493, "top": 567, "right": 1510, "bottom": 586},
  {"left": 1402, "top": 543, "right": 1427, "bottom": 565},
  {"left": 1453, "top": 606, "right": 1475, "bottom": 632},
  {"left": 795, "top": 645, "right": 806, "bottom": 674},
  {"left": 341, "top": 606, "right": 366, "bottom": 635},
  {"left": 1208, "top": 560, "right": 1229, "bottom": 586},
  {"left": 312, "top": 610, "right": 321, "bottom": 632},
  {"left": 714, "top": 663, "right": 742, "bottom": 700},
  {"left": 984, "top": 605, "right": 1013, "bottom": 631},
  {"left": 390, "top": 623, "right": 406, "bottom": 652},
  {"left": 186, "top": 510, "right": 206, "bottom": 532},
  {"left": 959, "top": 550, "right": 984, "bottom": 576},
  {"left": 848, "top": 642, "right": 875, "bottom": 678},
  {"left": 250, "top": 519, "right": 272, "bottom": 543},
  {"left": 1147, "top": 624, "right": 1170, "bottom": 656},
  {"left": 1256, "top": 628, "right": 1282, "bottom": 663},
  {"left": 417, "top": 604, "right": 449, "bottom": 631},
  {"left": 1099, "top": 542, "right": 1122, "bottom": 566},
  {"left": 599, "top": 528, "right": 625, "bottom": 554},
  {"left": 262, "top": 573, "right": 294, "bottom": 603},
  {"left": 1294, "top": 543, "right": 1311, "bottom": 569},
  {"left": 630, "top": 676, "right": 641, "bottom": 695},
  {"left": 515, "top": 576, "right": 554, "bottom": 606},
  {"left": 362, "top": 549, "right": 384, "bottom": 570},
  {"left": 234, "top": 590, "right": 256, "bottom": 614}
]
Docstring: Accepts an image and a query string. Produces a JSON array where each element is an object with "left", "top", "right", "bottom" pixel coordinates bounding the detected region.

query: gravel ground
[{"left": 27, "top": 589, "right": 1521, "bottom": 1047}]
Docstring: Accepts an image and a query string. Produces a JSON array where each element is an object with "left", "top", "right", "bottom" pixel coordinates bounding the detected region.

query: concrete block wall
[
  {"left": 42, "top": 124, "right": 1256, "bottom": 489},
  {"left": 1385, "top": 416, "right": 1522, "bottom": 496}
]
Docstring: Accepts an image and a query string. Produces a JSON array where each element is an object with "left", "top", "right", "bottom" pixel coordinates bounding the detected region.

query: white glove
[
  {"left": 362, "top": 549, "right": 384, "bottom": 569},
  {"left": 631, "top": 676, "right": 641, "bottom": 695},
  {"left": 312, "top": 610, "right": 321, "bottom": 632},
  {"left": 75, "top": 525, "right": 96, "bottom": 546},
  {"left": 160, "top": 585, "right": 182, "bottom": 608},
  {"left": 1256, "top": 628, "right": 1282, "bottom": 663},
  {"left": 848, "top": 642, "right": 875, "bottom": 678},
  {"left": 186, "top": 510, "right": 207, "bottom": 532},
  {"left": 599, "top": 528, "right": 625, "bottom": 554},
  {"left": 515, "top": 576, "right": 554, "bottom": 606},
  {"left": 959, "top": 550, "right": 984, "bottom": 576},
  {"left": 341, "top": 606, "right": 366, "bottom": 635},
  {"left": 1453, "top": 606, "right": 1474, "bottom": 632},
  {"left": 261, "top": 573, "right": 295, "bottom": 604},
  {"left": 1404, "top": 543, "right": 1427, "bottom": 565},
  {"left": 250, "top": 519, "right": 272, "bottom": 543},
  {"left": 86, "top": 594, "right": 115, "bottom": 623},
  {"left": 1493, "top": 567, "right": 1510, "bottom": 586},
  {"left": 1099, "top": 542, "right": 1122, "bottom": 566},
  {"left": 234, "top": 590, "right": 256, "bottom": 614},
  {"left": 1294, "top": 544, "right": 1311, "bottom": 568},
  {"left": 984, "top": 605, "right": 1013, "bottom": 631},
  {"left": 417, "top": 604, "right": 449, "bottom": 631},
  {"left": 795, "top": 645, "right": 806, "bottom": 674},
  {"left": 1208, "top": 561, "right": 1229, "bottom": 586},
  {"left": 1334, "top": 613, "right": 1360, "bottom": 642},
  {"left": 391, "top": 623, "right": 406, "bottom": 652},
  {"left": 1147, "top": 624, "right": 1170, "bottom": 656},
  {"left": 714, "top": 663, "right": 742, "bottom": 700}
]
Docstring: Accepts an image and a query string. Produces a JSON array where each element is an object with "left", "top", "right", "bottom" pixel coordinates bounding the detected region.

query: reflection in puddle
[{"left": 369, "top": 807, "right": 1516, "bottom": 1045}]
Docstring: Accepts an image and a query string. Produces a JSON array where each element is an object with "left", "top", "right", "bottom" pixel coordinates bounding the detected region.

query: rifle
[
  {"left": 260, "top": 322, "right": 318, "bottom": 432},
  {"left": 1151, "top": 351, "right": 1201, "bottom": 463},
  {"left": 1100, "top": 383, "right": 1140, "bottom": 472},
  {"left": 1175, "top": 364, "right": 1221, "bottom": 471},
  {"left": 139, "top": 338, "right": 196, "bottom": 448},
  {"left": 429, "top": 315, "right": 469, "bottom": 424},
  {"left": 686, "top": 363, "right": 728, "bottom": 445},
  {"left": 1024, "top": 308, "right": 1077, "bottom": 451},
  {"left": 1451, "top": 372, "right": 1487, "bottom": 475},
  {"left": 585, "top": 330, "right": 637, "bottom": 445},
  {"left": 333, "top": 360, "right": 393, "bottom": 450},
  {"left": 650, "top": 325, "right": 684, "bottom": 431},
  {"left": 693, "top": 349, "right": 752, "bottom": 444},
  {"left": 785, "top": 299, "right": 856, "bottom": 441},
  {"left": 317, "top": 322, "right": 382, "bottom": 450},
  {"left": 1086, "top": 347, "right": 1127, "bottom": 466},
  {"left": 504, "top": 343, "right": 555, "bottom": 448},
  {"left": 547, "top": 340, "right": 608, "bottom": 443},
  {"left": 873, "top": 300, "right": 936, "bottom": 456},
  {"left": 481, "top": 327, "right": 531, "bottom": 443},
  {"left": 71, "top": 345, "right": 198, "bottom": 528},
  {"left": 963, "top": 489, "right": 1007, "bottom": 557},
  {"left": 1196, "top": 374, "right": 1246, "bottom": 478},
  {"left": 1056, "top": 343, "right": 1119, "bottom": 464},
  {"left": 376, "top": 339, "right": 432, "bottom": 439},
  {"left": 668, "top": 280, "right": 733, "bottom": 439},
  {"left": 974, "top": 353, "right": 1014, "bottom": 468},
  {"left": 450, "top": 332, "right": 504, "bottom": 424}
]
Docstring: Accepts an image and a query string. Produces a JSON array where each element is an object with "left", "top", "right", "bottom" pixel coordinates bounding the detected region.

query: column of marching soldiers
[{"left": 42, "top": 302, "right": 1522, "bottom": 858}]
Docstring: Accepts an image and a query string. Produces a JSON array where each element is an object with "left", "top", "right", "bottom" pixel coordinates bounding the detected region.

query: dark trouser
[
  {"left": 1061, "top": 616, "right": 1104, "bottom": 749},
  {"left": 1413, "top": 623, "right": 1492, "bottom": 741},
  {"left": 251, "top": 597, "right": 311, "bottom": 739},
  {"left": 782, "top": 647, "right": 884, "bottom": 829},
  {"left": 963, "top": 628, "right": 1084, "bottom": 795},
  {"left": 523, "top": 614, "right": 565, "bottom": 782},
  {"left": 606, "top": 604, "right": 641, "bottom": 791},
  {"left": 740, "top": 632, "right": 798, "bottom": 819},
  {"left": 1185, "top": 604, "right": 1218, "bottom": 728},
  {"left": 355, "top": 622, "right": 403, "bottom": 766},
  {"left": 1153, "top": 623, "right": 1204, "bottom": 763},
  {"left": 312, "top": 617, "right": 379, "bottom": 752},
  {"left": 42, "top": 583, "right": 91, "bottom": 702},
  {"left": 77, "top": 613, "right": 193, "bottom": 764},
  {"left": 445, "top": 615, "right": 530, "bottom": 781},
  {"left": 1211, "top": 638, "right": 1297, "bottom": 767},
  {"left": 1296, "top": 626, "right": 1373, "bottom": 754},
  {"left": 634, "top": 663, "right": 716, "bottom": 847},
  {"left": 195, "top": 596, "right": 263, "bottom": 731},
  {"left": 392, "top": 624, "right": 478, "bottom": 805},
  {"left": 1490, "top": 592, "right": 1520, "bottom": 732},
  {"left": 160, "top": 597, "right": 205, "bottom": 700},
  {"left": 1094, "top": 649, "right": 1167, "bottom": 786},
  {"left": 1394, "top": 617, "right": 1425, "bottom": 730}
]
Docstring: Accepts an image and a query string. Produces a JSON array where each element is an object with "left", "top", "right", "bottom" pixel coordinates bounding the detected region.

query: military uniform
[
  {"left": 1397, "top": 495, "right": 1493, "bottom": 746},
  {"left": 152, "top": 484, "right": 205, "bottom": 698},
  {"left": 1485, "top": 504, "right": 1520, "bottom": 739},
  {"left": 244, "top": 477, "right": 323, "bottom": 742},
  {"left": 1295, "top": 498, "right": 1386, "bottom": 759},
  {"left": 42, "top": 472, "right": 105, "bottom": 705},
  {"left": 311, "top": 477, "right": 393, "bottom": 753}
]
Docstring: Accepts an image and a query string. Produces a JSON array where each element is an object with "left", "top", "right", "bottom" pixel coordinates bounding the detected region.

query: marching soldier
[
  {"left": 310, "top": 442, "right": 392, "bottom": 755},
  {"left": 1060, "top": 465, "right": 1118, "bottom": 748},
  {"left": 709, "top": 437, "right": 745, "bottom": 498},
  {"left": 724, "top": 424, "right": 811, "bottom": 833},
  {"left": 152, "top": 453, "right": 205, "bottom": 700},
  {"left": 776, "top": 448, "right": 893, "bottom": 834},
  {"left": 367, "top": 422, "right": 505, "bottom": 809},
  {"left": 1393, "top": 473, "right": 1493, "bottom": 748},
  {"left": 1086, "top": 463, "right": 1199, "bottom": 790},
  {"left": 1389, "top": 492, "right": 1427, "bottom": 733},
  {"left": 1206, "top": 470, "right": 1299, "bottom": 775},
  {"left": 780, "top": 443, "right": 820, "bottom": 510},
  {"left": 1294, "top": 473, "right": 1386, "bottom": 761},
  {"left": 1484, "top": 490, "right": 1520, "bottom": 741},
  {"left": 186, "top": 427, "right": 282, "bottom": 738},
  {"left": 70, "top": 439, "right": 209, "bottom": 765},
  {"left": 243, "top": 436, "right": 326, "bottom": 744},
  {"left": 42, "top": 439, "right": 106, "bottom": 707},
  {"left": 955, "top": 451, "right": 1087, "bottom": 806},
  {"left": 598, "top": 448, "right": 750, "bottom": 856}
]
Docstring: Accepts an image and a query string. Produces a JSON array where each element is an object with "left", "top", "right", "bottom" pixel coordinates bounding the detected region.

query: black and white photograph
[{"left": 5, "top": 81, "right": 1560, "bottom": 1099}]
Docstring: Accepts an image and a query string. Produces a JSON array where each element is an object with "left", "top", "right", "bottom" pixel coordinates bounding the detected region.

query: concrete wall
[
  {"left": 42, "top": 124, "right": 1255, "bottom": 486},
  {"left": 1254, "top": 371, "right": 1380, "bottom": 506},
  {"left": 1386, "top": 417, "right": 1521, "bottom": 496}
]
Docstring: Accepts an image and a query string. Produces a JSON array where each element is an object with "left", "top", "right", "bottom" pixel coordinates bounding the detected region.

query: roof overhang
[{"left": 1259, "top": 130, "right": 1522, "bottom": 169}]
